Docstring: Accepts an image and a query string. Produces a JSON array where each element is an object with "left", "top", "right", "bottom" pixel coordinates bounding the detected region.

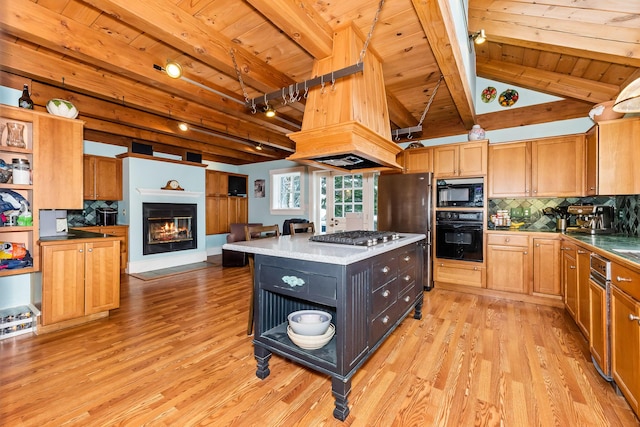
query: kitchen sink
[{"left": 612, "top": 249, "right": 640, "bottom": 262}]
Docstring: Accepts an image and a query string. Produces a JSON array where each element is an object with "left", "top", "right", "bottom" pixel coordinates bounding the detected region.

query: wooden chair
[
  {"left": 244, "top": 224, "right": 280, "bottom": 335},
  {"left": 289, "top": 222, "right": 315, "bottom": 235}
]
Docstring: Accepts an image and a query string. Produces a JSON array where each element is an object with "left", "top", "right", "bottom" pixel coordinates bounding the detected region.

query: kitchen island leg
[
  {"left": 413, "top": 296, "right": 424, "bottom": 320},
  {"left": 331, "top": 376, "right": 351, "bottom": 421},
  {"left": 254, "top": 346, "right": 271, "bottom": 379}
]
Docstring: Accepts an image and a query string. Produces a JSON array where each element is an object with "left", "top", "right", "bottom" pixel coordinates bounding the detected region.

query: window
[{"left": 270, "top": 166, "right": 305, "bottom": 215}]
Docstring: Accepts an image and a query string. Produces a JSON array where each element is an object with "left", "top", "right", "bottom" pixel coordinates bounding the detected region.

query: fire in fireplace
[{"left": 143, "top": 203, "right": 197, "bottom": 255}]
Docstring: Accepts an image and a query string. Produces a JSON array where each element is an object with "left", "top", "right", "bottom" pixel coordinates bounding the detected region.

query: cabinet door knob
[
  {"left": 404, "top": 295, "right": 411, "bottom": 302},
  {"left": 382, "top": 290, "right": 391, "bottom": 298},
  {"left": 79, "top": 249, "right": 83, "bottom": 253},
  {"left": 535, "top": 243, "right": 540, "bottom": 247},
  {"left": 403, "top": 256, "right": 411, "bottom": 262},
  {"left": 382, "top": 266, "right": 390, "bottom": 274},
  {"left": 88, "top": 248, "right": 93, "bottom": 252},
  {"left": 616, "top": 276, "right": 632, "bottom": 283},
  {"left": 403, "top": 275, "right": 411, "bottom": 282},
  {"left": 523, "top": 251, "right": 528, "bottom": 255},
  {"left": 381, "top": 315, "right": 390, "bottom": 325},
  {"left": 629, "top": 314, "right": 640, "bottom": 324}
]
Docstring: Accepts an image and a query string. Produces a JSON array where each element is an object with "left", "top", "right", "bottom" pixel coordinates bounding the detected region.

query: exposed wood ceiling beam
[
  {"left": 476, "top": 99, "right": 593, "bottom": 131},
  {"left": 82, "top": 0, "right": 298, "bottom": 93},
  {"left": 412, "top": 0, "right": 477, "bottom": 128},
  {"left": 476, "top": 57, "right": 621, "bottom": 103},
  {"left": 246, "top": 0, "right": 334, "bottom": 59},
  {"left": 0, "top": 40, "right": 296, "bottom": 153},
  {"left": 468, "top": 1, "right": 640, "bottom": 67}
]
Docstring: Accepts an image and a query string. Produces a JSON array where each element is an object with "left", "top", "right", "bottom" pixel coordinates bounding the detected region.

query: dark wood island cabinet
[{"left": 224, "top": 234, "right": 425, "bottom": 420}]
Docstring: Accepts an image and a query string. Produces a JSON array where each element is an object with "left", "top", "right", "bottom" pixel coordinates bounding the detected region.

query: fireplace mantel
[{"left": 136, "top": 188, "right": 203, "bottom": 198}]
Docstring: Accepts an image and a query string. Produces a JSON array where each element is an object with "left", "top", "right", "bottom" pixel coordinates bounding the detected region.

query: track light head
[
  {"left": 469, "top": 29, "right": 487, "bottom": 45},
  {"left": 165, "top": 61, "right": 183, "bottom": 79}
]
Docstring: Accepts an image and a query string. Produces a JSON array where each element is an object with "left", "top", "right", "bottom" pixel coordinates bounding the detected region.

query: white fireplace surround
[{"left": 122, "top": 156, "right": 207, "bottom": 274}]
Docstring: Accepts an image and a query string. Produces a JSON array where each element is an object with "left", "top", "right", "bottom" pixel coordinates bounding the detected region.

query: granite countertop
[
  {"left": 564, "top": 233, "right": 640, "bottom": 267},
  {"left": 223, "top": 233, "right": 426, "bottom": 265},
  {"left": 39, "top": 230, "right": 121, "bottom": 243}
]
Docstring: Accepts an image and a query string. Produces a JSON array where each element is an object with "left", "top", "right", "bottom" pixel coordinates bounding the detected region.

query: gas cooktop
[{"left": 309, "top": 230, "right": 401, "bottom": 246}]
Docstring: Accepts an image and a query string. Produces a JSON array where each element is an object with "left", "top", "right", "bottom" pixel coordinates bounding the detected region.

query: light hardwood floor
[{"left": 1, "top": 260, "right": 638, "bottom": 426}]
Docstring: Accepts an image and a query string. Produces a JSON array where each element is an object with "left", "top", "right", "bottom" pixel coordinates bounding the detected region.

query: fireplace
[{"left": 143, "top": 203, "right": 197, "bottom": 255}]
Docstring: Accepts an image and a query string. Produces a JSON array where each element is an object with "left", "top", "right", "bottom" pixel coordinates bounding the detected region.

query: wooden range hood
[{"left": 287, "top": 24, "right": 402, "bottom": 172}]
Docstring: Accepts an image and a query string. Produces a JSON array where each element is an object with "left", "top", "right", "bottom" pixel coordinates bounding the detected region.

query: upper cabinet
[
  {"left": 206, "top": 170, "right": 228, "bottom": 196},
  {"left": 488, "top": 134, "right": 585, "bottom": 198},
  {"left": 433, "top": 141, "right": 487, "bottom": 178},
  {"left": 596, "top": 117, "right": 640, "bottom": 196},
  {"left": 397, "top": 146, "right": 433, "bottom": 173},
  {"left": 0, "top": 106, "right": 83, "bottom": 277},
  {"left": 83, "top": 155, "right": 122, "bottom": 201}
]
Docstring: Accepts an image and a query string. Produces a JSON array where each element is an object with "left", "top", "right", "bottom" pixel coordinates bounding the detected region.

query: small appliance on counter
[
  {"left": 96, "top": 207, "right": 117, "bottom": 226},
  {"left": 566, "top": 205, "right": 614, "bottom": 234}
]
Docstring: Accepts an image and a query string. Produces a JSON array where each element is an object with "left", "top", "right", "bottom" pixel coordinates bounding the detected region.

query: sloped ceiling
[{"left": 0, "top": 0, "right": 638, "bottom": 165}]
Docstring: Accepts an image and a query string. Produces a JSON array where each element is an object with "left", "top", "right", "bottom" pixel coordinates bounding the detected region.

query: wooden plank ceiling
[{"left": 0, "top": 0, "right": 638, "bottom": 165}]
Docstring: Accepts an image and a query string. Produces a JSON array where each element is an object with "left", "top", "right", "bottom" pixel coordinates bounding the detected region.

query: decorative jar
[{"left": 468, "top": 124, "right": 485, "bottom": 141}]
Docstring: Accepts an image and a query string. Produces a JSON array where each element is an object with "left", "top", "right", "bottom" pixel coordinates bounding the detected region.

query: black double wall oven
[{"left": 435, "top": 210, "right": 484, "bottom": 262}]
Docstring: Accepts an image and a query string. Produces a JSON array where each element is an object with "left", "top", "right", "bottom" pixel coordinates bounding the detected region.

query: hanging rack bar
[
  {"left": 393, "top": 125, "right": 423, "bottom": 139},
  {"left": 246, "top": 62, "right": 364, "bottom": 108}
]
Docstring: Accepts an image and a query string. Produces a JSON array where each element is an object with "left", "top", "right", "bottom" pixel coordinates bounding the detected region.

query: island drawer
[
  {"left": 258, "top": 263, "right": 338, "bottom": 302},
  {"left": 371, "top": 279, "right": 397, "bottom": 316},
  {"left": 372, "top": 255, "right": 398, "bottom": 291}
]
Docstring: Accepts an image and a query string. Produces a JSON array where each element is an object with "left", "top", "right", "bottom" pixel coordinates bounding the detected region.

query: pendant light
[{"left": 613, "top": 77, "right": 640, "bottom": 113}]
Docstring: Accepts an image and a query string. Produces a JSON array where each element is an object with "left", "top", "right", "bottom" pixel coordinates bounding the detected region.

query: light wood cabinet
[
  {"left": 611, "top": 285, "right": 640, "bottom": 417},
  {"left": 433, "top": 259, "right": 484, "bottom": 288},
  {"left": 0, "top": 106, "right": 83, "bottom": 279},
  {"left": 398, "top": 146, "right": 433, "bottom": 173},
  {"left": 589, "top": 278, "right": 608, "bottom": 377},
  {"left": 205, "top": 170, "right": 247, "bottom": 235},
  {"left": 488, "top": 134, "right": 585, "bottom": 198},
  {"left": 83, "top": 155, "right": 122, "bottom": 200},
  {"left": 584, "top": 126, "right": 598, "bottom": 195},
  {"left": 40, "top": 238, "right": 120, "bottom": 326},
  {"left": 575, "top": 246, "right": 591, "bottom": 338},
  {"left": 486, "top": 234, "right": 529, "bottom": 294},
  {"left": 561, "top": 242, "right": 578, "bottom": 319},
  {"left": 433, "top": 141, "right": 487, "bottom": 178},
  {"left": 532, "top": 238, "right": 561, "bottom": 296},
  {"left": 72, "top": 225, "right": 128, "bottom": 273},
  {"left": 597, "top": 117, "right": 640, "bottom": 195}
]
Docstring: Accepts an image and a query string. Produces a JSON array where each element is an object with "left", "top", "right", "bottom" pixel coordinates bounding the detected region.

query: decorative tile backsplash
[
  {"left": 489, "top": 195, "right": 639, "bottom": 236},
  {"left": 67, "top": 200, "right": 119, "bottom": 227}
]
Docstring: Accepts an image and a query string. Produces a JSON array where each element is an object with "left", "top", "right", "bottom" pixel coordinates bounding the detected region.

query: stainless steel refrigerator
[{"left": 378, "top": 172, "right": 433, "bottom": 290}]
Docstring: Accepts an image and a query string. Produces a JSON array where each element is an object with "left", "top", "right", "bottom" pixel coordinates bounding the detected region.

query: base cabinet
[
  {"left": 40, "top": 239, "right": 120, "bottom": 327},
  {"left": 434, "top": 259, "right": 484, "bottom": 288},
  {"left": 533, "top": 238, "right": 561, "bottom": 296},
  {"left": 561, "top": 242, "right": 578, "bottom": 319},
  {"left": 486, "top": 234, "right": 529, "bottom": 294},
  {"left": 72, "top": 225, "right": 128, "bottom": 273}
]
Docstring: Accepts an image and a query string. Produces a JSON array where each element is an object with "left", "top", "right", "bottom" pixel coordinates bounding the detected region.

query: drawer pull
[
  {"left": 382, "top": 266, "right": 390, "bottom": 274},
  {"left": 570, "top": 265, "right": 576, "bottom": 270},
  {"left": 281, "top": 275, "right": 305, "bottom": 287},
  {"left": 382, "top": 290, "right": 391, "bottom": 298},
  {"left": 404, "top": 295, "right": 411, "bottom": 303},
  {"left": 616, "top": 276, "right": 632, "bottom": 283},
  {"left": 577, "top": 250, "right": 587, "bottom": 254},
  {"left": 381, "top": 315, "right": 390, "bottom": 325},
  {"left": 629, "top": 314, "right": 640, "bottom": 324},
  {"left": 403, "top": 256, "right": 411, "bottom": 262},
  {"left": 504, "top": 238, "right": 510, "bottom": 243},
  {"left": 403, "top": 275, "right": 411, "bottom": 282}
]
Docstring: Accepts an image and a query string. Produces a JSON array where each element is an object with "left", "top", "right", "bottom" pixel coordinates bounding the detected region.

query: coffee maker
[{"left": 567, "top": 205, "right": 615, "bottom": 234}]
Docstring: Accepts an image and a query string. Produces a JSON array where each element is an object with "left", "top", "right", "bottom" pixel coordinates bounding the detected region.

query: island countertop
[{"left": 223, "top": 233, "right": 426, "bottom": 265}]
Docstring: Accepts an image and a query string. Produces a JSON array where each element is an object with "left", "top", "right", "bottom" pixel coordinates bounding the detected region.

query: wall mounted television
[{"left": 228, "top": 175, "right": 247, "bottom": 196}]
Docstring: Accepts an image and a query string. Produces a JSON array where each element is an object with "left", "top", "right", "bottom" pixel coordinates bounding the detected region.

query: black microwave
[{"left": 436, "top": 178, "right": 484, "bottom": 207}]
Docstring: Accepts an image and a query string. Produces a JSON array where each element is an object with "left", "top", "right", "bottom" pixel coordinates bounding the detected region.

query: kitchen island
[{"left": 223, "top": 233, "right": 425, "bottom": 420}]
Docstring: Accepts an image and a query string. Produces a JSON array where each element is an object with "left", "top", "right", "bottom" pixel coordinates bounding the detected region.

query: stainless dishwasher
[{"left": 589, "top": 253, "right": 612, "bottom": 381}]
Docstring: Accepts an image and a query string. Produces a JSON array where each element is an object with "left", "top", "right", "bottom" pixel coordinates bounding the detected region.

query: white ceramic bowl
[
  {"left": 287, "top": 309, "right": 332, "bottom": 336},
  {"left": 46, "top": 98, "right": 79, "bottom": 119},
  {"left": 287, "top": 324, "right": 335, "bottom": 350}
]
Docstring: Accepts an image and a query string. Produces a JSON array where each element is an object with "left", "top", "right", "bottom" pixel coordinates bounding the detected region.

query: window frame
[{"left": 269, "top": 166, "right": 305, "bottom": 215}]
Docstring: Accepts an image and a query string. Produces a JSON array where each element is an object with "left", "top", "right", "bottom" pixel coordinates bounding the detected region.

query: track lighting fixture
[
  {"left": 178, "top": 122, "right": 189, "bottom": 132},
  {"left": 165, "top": 60, "right": 183, "bottom": 79},
  {"left": 469, "top": 29, "right": 487, "bottom": 45},
  {"left": 263, "top": 95, "right": 276, "bottom": 117},
  {"left": 256, "top": 143, "right": 263, "bottom": 151}
]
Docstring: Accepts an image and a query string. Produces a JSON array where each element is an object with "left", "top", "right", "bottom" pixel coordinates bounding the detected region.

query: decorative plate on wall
[
  {"left": 499, "top": 89, "right": 519, "bottom": 107},
  {"left": 481, "top": 86, "right": 497, "bottom": 103}
]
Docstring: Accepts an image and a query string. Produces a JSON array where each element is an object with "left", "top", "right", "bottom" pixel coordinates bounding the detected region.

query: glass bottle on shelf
[{"left": 18, "top": 85, "right": 34, "bottom": 110}]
